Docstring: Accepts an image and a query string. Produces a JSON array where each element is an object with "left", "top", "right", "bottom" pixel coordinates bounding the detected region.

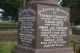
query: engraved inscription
[
  {"left": 18, "top": 7, "right": 36, "bottom": 48},
  {"left": 38, "top": 5, "right": 69, "bottom": 48}
]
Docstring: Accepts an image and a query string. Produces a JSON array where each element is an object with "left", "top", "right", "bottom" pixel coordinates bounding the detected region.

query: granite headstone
[{"left": 12, "top": 0, "right": 75, "bottom": 53}]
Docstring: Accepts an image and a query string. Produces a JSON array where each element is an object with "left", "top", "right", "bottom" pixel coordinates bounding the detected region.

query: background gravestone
[{"left": 12, "top": 0, "right": 75, "bottom": 53}]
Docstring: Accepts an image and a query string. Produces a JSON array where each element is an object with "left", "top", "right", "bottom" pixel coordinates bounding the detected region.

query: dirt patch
[
  {"left": 70, "top": 34, "right": 80, "bottom": 43},
  {"left": 0, "top": 30, "right": 18, "bottom": 41}
]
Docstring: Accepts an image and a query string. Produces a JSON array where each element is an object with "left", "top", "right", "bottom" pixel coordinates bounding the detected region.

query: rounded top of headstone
[{"left": 29, "top": 0, "right": 62, "bottom": 6}]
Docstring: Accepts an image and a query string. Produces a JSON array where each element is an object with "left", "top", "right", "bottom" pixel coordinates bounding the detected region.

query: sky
[
  {"left": 0, "top": 9, "right": 4, "bottom": 12},
  {"left": 0, "top": 9, "right": 4, "bottom": 17}
]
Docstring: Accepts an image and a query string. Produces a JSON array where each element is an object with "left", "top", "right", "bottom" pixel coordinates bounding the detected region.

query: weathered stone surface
[
  {"left": 12, "top": 45, "right": 75, "bottom": 53},
  {"left": 12, "top": 0, "right": 75, "bottom": 53},
  {"left": 17, "top": 4, "right": 70, "bottom": 49}
]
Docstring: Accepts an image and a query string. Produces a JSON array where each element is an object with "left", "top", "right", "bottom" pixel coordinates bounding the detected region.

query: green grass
[
  {"left": 0, "top": 41, "right": 16, "bottom": 53},
  {"left": 0, "top": 22, "right": 17, "bottom": 26},
  {"left": 70, "top": 42, "right": 80, "bottom": 48},
  {"left": 70, "top": 42, "right": 80, "bottom": 53},
  {"left": 0, "top": 22, "right": 18, "bottom": 30}
]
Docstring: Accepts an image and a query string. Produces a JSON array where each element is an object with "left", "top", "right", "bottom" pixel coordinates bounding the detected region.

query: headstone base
[{"left": 12, "top": 45, "right": 75, "bottom": 53}]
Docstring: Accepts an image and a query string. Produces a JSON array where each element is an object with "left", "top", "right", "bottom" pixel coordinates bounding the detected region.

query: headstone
[{"left": 12, "top": 0, "right": 75, "bottom": 53}]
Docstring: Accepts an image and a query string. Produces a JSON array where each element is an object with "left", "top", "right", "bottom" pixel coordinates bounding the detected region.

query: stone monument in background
[{"left": 12, "top": 0, "right": 75, "bottom": 53}]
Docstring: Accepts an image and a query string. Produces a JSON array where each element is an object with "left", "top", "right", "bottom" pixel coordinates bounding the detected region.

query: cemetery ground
[
  {"left": 0, "top": 22, "right": 17, "bottom": 31},
  {"left": 0, "top": 22, "right": 17, "bottom": 53},
  {"left": 0, "top": 22, "right": 80, "bottom": 53}
]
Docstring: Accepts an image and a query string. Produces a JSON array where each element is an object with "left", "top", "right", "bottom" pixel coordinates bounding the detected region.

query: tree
[
  {"left": 63, "top": 0, "right": 80, "bottom": 24},
  {"left": 0, "top": 0, "right": 29, "bottom": 22}
]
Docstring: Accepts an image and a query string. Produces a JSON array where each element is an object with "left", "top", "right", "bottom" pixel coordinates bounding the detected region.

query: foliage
[
  {"left": 70, "top": 42, "right": 80, "bottom": 53},
  {"left": 63, "top": 0, "right": 80, "bottom": 23},
  {"left": 0, "top": 0, "right": 29, "bottom": 22},
  {"left": 0, "top": 0, "right": 80, "bottom": 22}
]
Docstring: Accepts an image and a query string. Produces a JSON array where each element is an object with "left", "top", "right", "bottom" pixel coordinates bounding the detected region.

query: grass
[
  {"left": 0, "top": 22, "right": 17, "bottom": 26},
  {"left": 70, "top": 42, "right": 80, "bottom": 48},
  {"left": 0, "top": 30, "right": 17, "bottom": 34},
  {"left": 0, "top": 22, "right": 17, "bottom": 53},
  {"left": 0, "top": 41, "right": 16, "bottom": 53},
  {"left": 70, "top": 42, "right": 80, "bottom": 53},
  {"left": 0, "top": 22, "right": 18, "bottom": 30}
]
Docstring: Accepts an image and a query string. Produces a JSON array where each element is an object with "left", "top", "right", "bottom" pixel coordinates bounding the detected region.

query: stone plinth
[{"left": 12, "top": 45, "right": 75, "bottom": 53}]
